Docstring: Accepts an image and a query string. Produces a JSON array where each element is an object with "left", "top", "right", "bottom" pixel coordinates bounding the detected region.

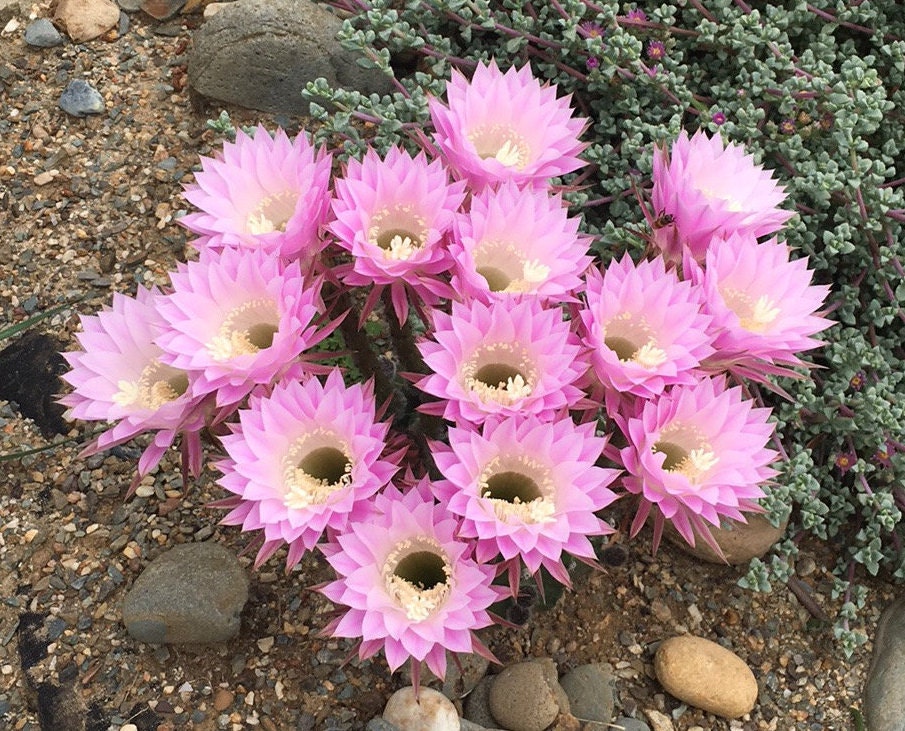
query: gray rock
[
  {"left": 116, "top": 0, "right": 144, "bottom": 9},
  {"left": 24, "top": 18, "right": 64, "bottom": 47},
  {"left": 460, "top": 720, "right": 504, "bottom": 731},
  {"left": 488, "top": 659, "right": 568, "bottom": 731},
  {"left": 463, "top": 676, "right": 497, "bottom": 729},
  {"left": 187, "top": 0, "right": 393, "bottom": 115},
  {"left": 122, "top": 542, "right": 248, "bottom": 644},
  {"left": 611, "top": 718, "right": 651, "bottom": 731},
  {"left": 366, "top": 719, "right": 400, "bottom": 731},
  {"left": 58, "top": 80, "right": 105, "bottom": 117},
  {"left": 559, "top": 663, "right": 615, "bottom": 725},
  {"left": 865, "top": 596, "right": 905, "bottom": 731},
  {"left": 442, "top": 652, "right": 490, "bottom": 700}
]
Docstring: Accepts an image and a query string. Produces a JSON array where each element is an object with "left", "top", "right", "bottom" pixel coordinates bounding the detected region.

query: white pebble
[{"left": 383, "top": 686, "right": 459, "bottom": 731}]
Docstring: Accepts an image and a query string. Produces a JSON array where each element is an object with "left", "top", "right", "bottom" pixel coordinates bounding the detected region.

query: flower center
[
  {"left": 206, "top": 298, "right": 280, "bottom": 361},
  {"left": 282, "top": 430, "right": 353, "bottom": 510},
  {"left": 474, "top": 241, "right": 550, "bottom": 293},
  {"left": 603, "top": 313, "right": 668, "bottom": 368},
  {"left": 653, "top": 425, "right": 718, "bottom": 484},
  {"left": 246, "top": 190, "right": 298, "bottom": 235},
  {"left": 468, "top": 125, "right": 531, "bottom": 170},
  {"left": 478, "top": 458, "right": 556, "bottom": 524},
  {"left": 368, "top": 205, "right": 428, "bottom": 261},
  {"left": 720, "top": 289, "right": 780, "bottom": 332},
  {"left": 113, "top": 361, "right": 189, "bottom": 410},
  {"left": 463, "top": 345, "right": 536, "bottom": 406},
  {"left": 383, "top": 539, "right": 451, "bottom": 622}
]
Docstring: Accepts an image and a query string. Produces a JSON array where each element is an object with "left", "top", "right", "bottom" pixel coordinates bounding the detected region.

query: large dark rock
[
  {"left": 122, "top": 542, "right": 249, "bottom": 644},
  {"left": 187, "top": 0, "right": 393, "bottom": 115},
  {"left": 865, "top": 596, "right": 905, "bottom": 731}
]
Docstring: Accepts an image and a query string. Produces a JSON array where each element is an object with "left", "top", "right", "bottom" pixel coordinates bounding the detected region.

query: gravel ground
[{"left": 0, "top": 7, "right": 899, "bottom": 731}]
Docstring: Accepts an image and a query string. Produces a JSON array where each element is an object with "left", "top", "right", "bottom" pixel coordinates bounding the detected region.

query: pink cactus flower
[
  {"left": 432, "top": 415, "right": 620, "bottom": 593},
  {"left": 155, "top": 247, "right": 325, "bottom": 408},
  {"left": 416, "top": 298, "right": 588, "bottom": 425},
  {"left": 216, "top": 369, "right": 400, "bottom": 569},
  {"left": 329, "top": 145, "right": 466, "bottom": 324},
  {"left": 450, "top": 181, "right": 592, "bottom": 304},
  {"left": 620, "top": 376, "right": 778, "bottom": 553},
  {"left": 180, "top": 125, "right": 332, "bottom": 265},
  {"left": 319, "top": 480, "right": 502, "bottom": 680},
  {"left": 580, "top": 254, "right": 714, "bottom": 399},
  {"left": 429, "top": 60, "right": 588, "bottom": 190},
  {"left": 651, "top": 130, "right": 794, "bottom": 262}
]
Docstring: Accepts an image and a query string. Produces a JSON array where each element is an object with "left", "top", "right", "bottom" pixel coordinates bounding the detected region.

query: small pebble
[
  {"left": 58, "top": 79, "right": 105, "bottom": 117},
  {"left": 24, "top": 18, "right": 64, "bottom": 47}
]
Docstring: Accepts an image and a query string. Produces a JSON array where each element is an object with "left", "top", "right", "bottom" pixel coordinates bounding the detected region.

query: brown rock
[
  {"left": 488, "top": 659, "right": 567, "bottom": 731},
  {"left": 52, "top": 0, "right": 119, "bottom": 42},
  {"left": 212, "top": 688, "right": 234, "bottom": 711},
  {"left": 140, "top": 0, "right": 186, "bottom": 19},
  {"left": 665, "top": 513, "right": 787, "bottom": 565},
  {"left": 654, "top": 635, "right": 757, "bottom": 719}
]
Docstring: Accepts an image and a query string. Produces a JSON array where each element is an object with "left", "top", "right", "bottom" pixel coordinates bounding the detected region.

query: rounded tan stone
[
  {"left": 654, "top": 635, "right": 757, "bottom": 718},
  {"left": 665, "top": 514, "right": 787, "bottom": 565}
]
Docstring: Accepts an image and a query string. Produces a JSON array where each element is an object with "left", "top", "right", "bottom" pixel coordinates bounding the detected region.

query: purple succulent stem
[
  {"left": 805, "top": 4, "right": 879, "bottom": 36},
  {"left": 688, "top": 0, "right": 715, "bottom": 22},
  {"left": 733, "top": 0, "right": 752, "bottom": 13},
  {"left": 881, "top": 177, "right": 905, "bottom": 188},
  {"left": 886, "top": 210, "right": 905, "bottom": 222},
  {"left": 428, "top": 2, "right": 568, "bottom": 53}
]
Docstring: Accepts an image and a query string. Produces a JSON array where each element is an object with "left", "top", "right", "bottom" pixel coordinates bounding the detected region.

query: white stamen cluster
[
  {"left": 383, "top": 234, "right": 419, "bottom": 261},
  {"left": 723, "top": 288, "right": 781, "bottom": 332},
  {"left": 113, "top": 362, "right": 188, "bottom": 410},
  {"left": 468, "top": 124, "right": 531, "bottom": 170},
  {"left": 281, "top": 431, "right": 353, "bottom": 510},
  {"left": 206, "top": 299, "right": 279, "bottom": 361},
  {"left": 462, "top": 345, "right": 537, "bottom": 405},
  {"left": 654, "top": 425, "right": 719, "bottom": 484},
  {"left": 383, "top": 539, "right": 452, "bottom": 622},
  {"left": 604, "top": 312, "right": 667, "bottom": 368},
  {"left": 478, "top": 459, "right": 556, "bottom": 524},
  {"left": 246, "top": 191, "right": 298, "bottom": 235}
]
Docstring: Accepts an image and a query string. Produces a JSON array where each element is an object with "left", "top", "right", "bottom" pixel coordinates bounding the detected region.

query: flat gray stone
[
  {"left": 122, "top": 542, "right": 248, "bottom": 644},
  {"left": 463, "top": 676, "right": 498, "bottom": 729},
  {"left": 187, "top": 0, "right": 393, "bottom": 115},
  {"left": 559, "top": 663, "right": 615, "bottom": 725},
  {"left": 58, "top": 80, "right": 105, "bottom": 117},
  {"left": 865, "top": 596, "right": 905, "bottom": 731},
  {"left": 611, "top": 718, "right": 651, "bottom": 731},
  {"left": 24, "top": 18, "right": 64, "bottom": 47}
]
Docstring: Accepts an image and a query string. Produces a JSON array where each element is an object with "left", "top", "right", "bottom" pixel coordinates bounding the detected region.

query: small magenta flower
[
  {"left": 579, "top": 21, "right": 605, "bottom": 39},
  {"left": 432, "top": 415, "right": 620, "bottom": 592},
  {"left": 849, "top": 371, "right": 866, "bottom": 391},
  {"left": 624, "top": 8, "right": 647, "bottom": 22},
  {"left": 61, "top": 287, "right": 207, "bottom": 476},
  {"left": 416, "top": 298, "right": 588, "bottom": 425},
  {"left": 429, "top": 60, "right": 588, "bottom": 190},
  {"left": 319, "top": 480, "right": 502, "bottom": 680},
  {"left": 155, "top": 247, "right": 325, "bottom": 408},
  {"left": 651, "top": 130, "right": 794, "bottom": 262},
  {"left": 874, "top": 444, "right": 893, "bottom": 469},
  {"left": 586, "top": 56, "right": 600, "bottom": 70},
  {"left": 620, "top": 376, "right": 778, "bottom": 551},
  {"left": 449, "top": 181, "right": 592, "bottom": 303},
  {"left": 711, "top": 111, "right": 727, "bottom": 126},
  {"left": 216, "top": 369, "right": 400, "bottom": 569},
  {"left": 779, "top": 118, "right": 797, "bottom": 135},
  {"left": 180, "top": 125, "right": 332, "bottom": 265},
  {"left": 835, "top": 451, "right": 857, "bottom": 474},
  {"left": 329, "top": 145, "right": 466, "bottom": 324},
  {"left": 580, "top": 254, "right": 714, "bottom": 400},
  {"left": 687, "top": 233, "right": 832, "bottom": 368},
  {"left": 646, "top": 40, "right": 666, "bottom": 61}
]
